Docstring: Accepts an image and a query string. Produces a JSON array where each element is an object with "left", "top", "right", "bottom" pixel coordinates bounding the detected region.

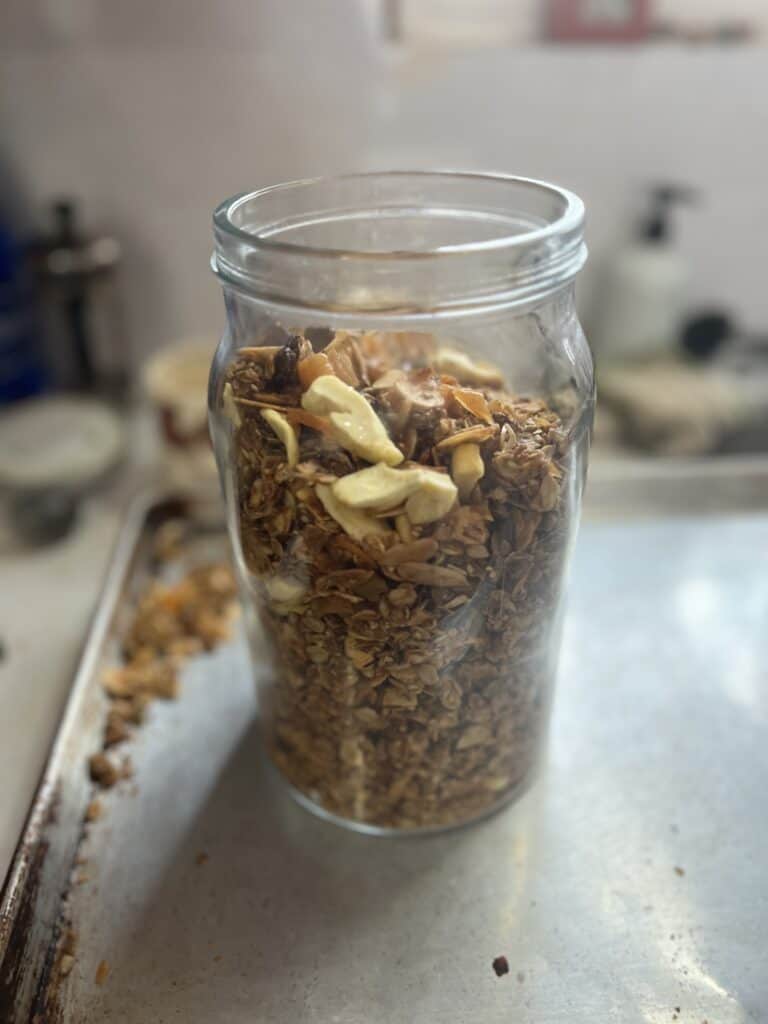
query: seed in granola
[
  {"left": 394, "top": 562, "right": 468, "bottom": 588},
  {"left": 536, "top": 472, "right": 560, "bottom": 511},
  {"left": 394, "top": 513, "right": 413, "bottom": 543},
  {"left": 378, "top": 538, "right": 439, "bottom": 565},
  {"left": 457, "top": 724, "right": 493, "bottom": 749},
  {"left": 387, "top": 584, "right": 418, "bottom": 608},
  {"left": 266, "top": 576, "right": 308, "bottom": 607},
  {"left": 451, "top": 443, "right": 484, "bottom": 501}
]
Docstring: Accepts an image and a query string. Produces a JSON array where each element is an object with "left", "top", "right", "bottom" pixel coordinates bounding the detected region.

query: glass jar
[{"left": 209, "top": 172, "right": 593, "bottom": 834}]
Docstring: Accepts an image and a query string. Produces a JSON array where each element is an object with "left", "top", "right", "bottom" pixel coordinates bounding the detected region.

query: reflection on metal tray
[{"left": 1, "top": 497, "right": 767, "bottom": 1022}]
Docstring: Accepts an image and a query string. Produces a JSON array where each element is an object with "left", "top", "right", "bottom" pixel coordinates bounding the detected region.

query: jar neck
[{"left": 212, "top": 172, "right": 586, "bottom": 320}]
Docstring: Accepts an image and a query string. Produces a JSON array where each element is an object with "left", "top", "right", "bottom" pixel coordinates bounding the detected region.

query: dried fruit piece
[
  {"left": 451, "top": 443, "right": 484, "bottom": 501},
  {"left": 404, "top": 470, "right": 457, "bottom": 525},
  {"left": 436, "top": 346, "right": 505, "bottom": 388},
  {"left": 261, "top": 408, "right": 299, "bottom": 467},
  {"left": 271, "top": 335, "right": 305, "bottom": 391},
  {"left": 282, "top": 407, "right": 333, "bottom": 435},
  {"left": 332, "top": 463, "right": 457, "bottom": 526},
  {"left": 302, "top": 375, "right": 403, "bottom": 465},
  {"left": 297, "top": 351, "right": 334, "bottom": 390},
  {"left": 315, "top": 483, "right": 390, "bottom": 542},
  {"left": 331, "top": 463, "right": 417, "bottom": 512}
]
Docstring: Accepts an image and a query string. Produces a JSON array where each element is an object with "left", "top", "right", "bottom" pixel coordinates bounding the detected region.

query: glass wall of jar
[{"left": 209, "top": 172, "right": 593, "bottom": 834}]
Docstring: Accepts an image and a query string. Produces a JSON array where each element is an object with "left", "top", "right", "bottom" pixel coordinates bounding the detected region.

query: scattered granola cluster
[
  {"left": 89, "top": 558, "right": 239, "bottom": 789},
  {"left": 223, "top": 325, "right": 573, "bottom": 829}
]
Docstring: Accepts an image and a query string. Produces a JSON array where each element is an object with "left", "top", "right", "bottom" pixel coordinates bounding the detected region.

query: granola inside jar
[{"left": 210, "top": 173, "right": 593, "bottom": 833}]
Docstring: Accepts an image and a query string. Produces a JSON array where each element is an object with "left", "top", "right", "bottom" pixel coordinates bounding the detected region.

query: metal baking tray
[{"left": 1, "top": 496, "right": 766, "bottom": 1023}]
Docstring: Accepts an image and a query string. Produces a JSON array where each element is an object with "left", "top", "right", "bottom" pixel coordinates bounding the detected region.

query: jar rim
[
  {"left": 213, "top": 170, "right": 584, "bottom": 261},
  {"left": 211, "top": 171, "right": 587, "bottom": 316}
]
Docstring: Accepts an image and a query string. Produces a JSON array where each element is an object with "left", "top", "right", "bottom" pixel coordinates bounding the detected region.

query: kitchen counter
[{"left": 1, "top": 453, "right": 768, "bottom": 887}]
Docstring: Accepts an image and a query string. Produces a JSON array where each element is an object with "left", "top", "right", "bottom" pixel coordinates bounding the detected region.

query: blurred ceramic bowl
[{"left": 143, "top": 339, "right": 219, "bottom": 498}]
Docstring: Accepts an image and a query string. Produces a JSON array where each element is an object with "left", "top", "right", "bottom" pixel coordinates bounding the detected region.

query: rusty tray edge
[{"left": 0, "top": 492, "right": 196, "bottom": 1021}]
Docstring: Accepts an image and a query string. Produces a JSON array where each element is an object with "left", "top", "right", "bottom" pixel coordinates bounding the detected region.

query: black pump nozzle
[{"left": 642, "top": 184, "right": 697, "bottom": 243}]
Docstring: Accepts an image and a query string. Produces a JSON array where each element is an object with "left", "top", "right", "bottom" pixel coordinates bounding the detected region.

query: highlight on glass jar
[{"left": 209, "top": 172, "right": 594, "bottom": 834}]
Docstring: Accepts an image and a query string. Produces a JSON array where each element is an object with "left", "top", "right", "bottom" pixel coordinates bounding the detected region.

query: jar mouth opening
[
  {"left": 212, "top": 171, "right": 587, "bottom": 315},
  {"left": 214, "top": 171, "right": 584, "bottom": 261}
]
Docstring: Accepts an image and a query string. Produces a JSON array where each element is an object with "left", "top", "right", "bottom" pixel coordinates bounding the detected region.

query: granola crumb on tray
[{"left": 223, "top": 327, "right": 573, "bottom": 831}]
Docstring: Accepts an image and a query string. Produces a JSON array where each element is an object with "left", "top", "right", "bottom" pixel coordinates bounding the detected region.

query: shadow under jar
[{"left": 209, "top": 172, "right": 594, "bottom": 834}]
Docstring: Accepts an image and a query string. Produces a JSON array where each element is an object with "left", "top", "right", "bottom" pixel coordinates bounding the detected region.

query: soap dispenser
[{"left": 591, "top": 185, "right": 695, "bottom": 363}]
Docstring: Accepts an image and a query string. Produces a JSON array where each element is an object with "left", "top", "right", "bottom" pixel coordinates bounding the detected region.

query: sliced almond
[
  {"left": 302, "top": 376, "right": 403, "bottom": 466},
  {"left": 435, "top": 346, "right": 505, "bottom": 388},
  {"left": 325, "top": 332, "right": 368, "bottom": 387},
  {"left": 261, "top": 408, "right": 299, "bottom": 467},
  {"left": 221, "top": 382, "right": 241, "bottom": 428},
  {"left": 448, "top": 386, "right": 494, "bottom": 425},
  {"left": 368, "top": 368, "right": 406, "bottom": 391},
  {"left": 435, "top": 424, "right": 498, "bottom": 451},
  {"left": 404, "top": 470, "right": 457, "bottom": 525},
  {"left": 331, "top": 463, "right": 457, "bottom": 526},
  {"left": 451, "top": 443, "right": 485, "bottom": 501},
  {"left": 315, "top": 483, "right": 390, "bottom": 543}
]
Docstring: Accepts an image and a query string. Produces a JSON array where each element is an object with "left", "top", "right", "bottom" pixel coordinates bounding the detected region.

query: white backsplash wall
[{"left": 1, "top": 0, "right": 767, "bottom": 358}]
